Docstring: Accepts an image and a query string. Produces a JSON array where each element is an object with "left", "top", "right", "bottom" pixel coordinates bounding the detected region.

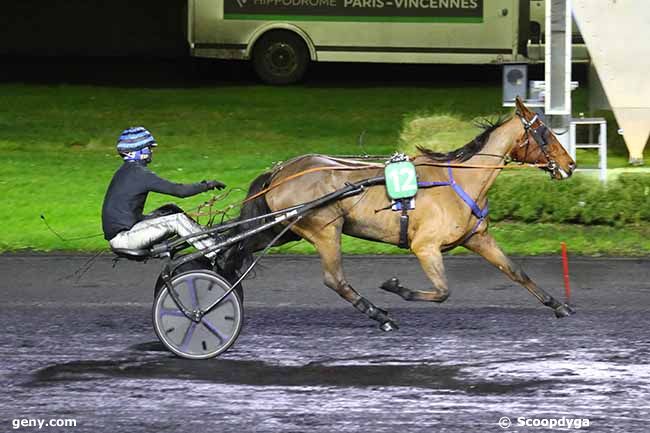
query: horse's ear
[{"left": 515, "top": 96, "right": 527, "bottom": 113}]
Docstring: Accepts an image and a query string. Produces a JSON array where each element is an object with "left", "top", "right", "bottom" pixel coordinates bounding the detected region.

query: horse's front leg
[
  {"left": 463, "top": 231, "right": 575, "bottom": 318},
  {"left": 380, "top": 243, "right": 450, "bottom": 303}
]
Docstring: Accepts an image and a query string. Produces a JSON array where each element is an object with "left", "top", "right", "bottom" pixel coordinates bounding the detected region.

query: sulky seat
[{"left": 111, "top": 247, "right": 152, "bottom": 262}]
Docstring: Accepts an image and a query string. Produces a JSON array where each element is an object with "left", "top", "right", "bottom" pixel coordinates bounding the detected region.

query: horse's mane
[{"left": 416, "top": 116, "right": 508, "bottom": 163}]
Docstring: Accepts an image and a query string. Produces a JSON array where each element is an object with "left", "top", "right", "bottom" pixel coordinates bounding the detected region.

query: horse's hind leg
[
  {"left": 380, "top": 244, "right": 450, "bottom": 302},
  {"left": 295, "top": 223, "right": 399, "bottom": 331},
  {"left": 463, "top": 231, "right": 575, "bottom": 318}
]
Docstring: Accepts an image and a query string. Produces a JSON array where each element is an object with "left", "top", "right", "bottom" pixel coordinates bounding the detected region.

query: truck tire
[{"left": 252, "top": 31, "right": 309, "bottom": 85}]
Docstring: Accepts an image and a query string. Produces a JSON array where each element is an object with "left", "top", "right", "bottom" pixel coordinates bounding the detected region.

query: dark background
[
  {"left": 0, "top": 1, "right": 535, "bottom": 85},
  {"left": 0, "top": 2, "right": 586, "bottom": 87},
  {"left": 1, "top": 0, "right": 188, "bottom": 57}
]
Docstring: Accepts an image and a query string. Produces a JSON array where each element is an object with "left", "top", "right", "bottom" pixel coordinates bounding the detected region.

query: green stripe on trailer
[{"left": 223, "top": 14, "right": 483, "bottom": 23}]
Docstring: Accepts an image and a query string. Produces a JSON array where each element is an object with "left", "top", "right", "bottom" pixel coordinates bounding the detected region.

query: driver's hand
[{"left": 203, "top": 180, "right": 226, "bottom": 190}]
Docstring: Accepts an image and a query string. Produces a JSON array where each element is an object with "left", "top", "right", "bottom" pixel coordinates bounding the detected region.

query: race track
[{"left": 1, "top": 254, "right": 649, "bottom": 432}]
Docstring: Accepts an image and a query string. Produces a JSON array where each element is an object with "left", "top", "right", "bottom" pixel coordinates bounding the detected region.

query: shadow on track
[{"left": 29, "top": 343, "right": 550, "bottom": 394}]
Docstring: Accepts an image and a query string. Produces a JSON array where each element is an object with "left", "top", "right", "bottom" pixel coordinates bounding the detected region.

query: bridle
[
  {"left": 467, "top": 112, "right": 559, "bottom": 171},
  {"left": 515, "top": 110, "right": 560, "bottom": 174}
]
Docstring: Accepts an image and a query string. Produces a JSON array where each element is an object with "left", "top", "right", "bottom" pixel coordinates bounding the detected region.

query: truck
[{"left": 188, "top": 0, "right": 587, "bottom": 84}]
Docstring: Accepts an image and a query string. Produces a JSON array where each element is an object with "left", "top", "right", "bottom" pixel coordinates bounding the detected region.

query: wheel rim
[
  {"left": 264, "top": 42, "right": 298, "bottom": 77},
  {"left": 153, "top": 271, "right": 242, "bottom": 359}
]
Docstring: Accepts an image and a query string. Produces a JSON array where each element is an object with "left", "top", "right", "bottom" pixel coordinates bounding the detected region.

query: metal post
[
  {"left": 546, "top": 0, "right": 573, "bottom": 153},
  {"left": 599, "top": 122, "right": 608, "bottom": 183},
  {"left": 569, "top": 121, "right": 577, "bottom": 160}
]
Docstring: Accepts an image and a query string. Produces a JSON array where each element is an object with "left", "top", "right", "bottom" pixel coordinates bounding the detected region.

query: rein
[
  {"left": 189, "top": 165, "right": 381, "bottom": 219},
  {"left": 189, "top": 158, "right": 547, "bottom": 220},
  {"left": 189, "top": 113, "right": 554, "bottom": 220},
  {"left": 414, "top": 161, "right": 546, "bottom": 169},
  {"left": 241, "top": 165, "right": 382, "bottom": 205}
]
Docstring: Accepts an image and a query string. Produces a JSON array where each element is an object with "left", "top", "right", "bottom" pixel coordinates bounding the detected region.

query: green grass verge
[
  {"left": 271, "top": 222, "right": 650, "bottom": 256},
  {"left": 1, "top": 83, "right": 647, "bottom": 255}
]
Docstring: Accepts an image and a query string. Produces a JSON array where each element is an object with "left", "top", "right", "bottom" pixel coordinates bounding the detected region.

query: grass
[
  {"left": 1, "top": 83, "right": 647, "bottom": 255},
  {"left": 272, "top": 222, "right": 650, "bottom": 256}
]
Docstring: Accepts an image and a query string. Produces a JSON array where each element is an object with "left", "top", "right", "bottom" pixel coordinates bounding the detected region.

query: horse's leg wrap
[
  {"left": 308, "top": 223, "right": 400, "bottom": 331},
  {"left": 381, "top": 278, "right": 415, "bottom": 300},
  {"left": 380, "top": 277, "right": 450, "bottom": 303},
  {"left": 353, "top": 297, "right": 399, "bottom": 331},
  {"left": 543, "top": 296, "right": 576, "bottom": 318}
]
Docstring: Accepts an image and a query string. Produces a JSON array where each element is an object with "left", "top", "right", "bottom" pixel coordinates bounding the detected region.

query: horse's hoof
[
  {"left": 379, "top": 320, "right": 399, "bottom": 332},
  {"left": 554, "top": 303, "right": 576, "bottom": 318},
  {"left": 380, "top": 278, "right": 400, "bottom": 293}
]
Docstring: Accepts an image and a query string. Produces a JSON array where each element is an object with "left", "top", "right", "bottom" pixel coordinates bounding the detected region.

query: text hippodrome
[{"left": 252, "top": 0, "right": 480, "bottom": 9}]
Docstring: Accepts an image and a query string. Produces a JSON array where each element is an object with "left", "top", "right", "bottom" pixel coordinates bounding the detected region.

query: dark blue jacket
[{"left": 102, "top": 162, "right": 208, "bottom": 240}]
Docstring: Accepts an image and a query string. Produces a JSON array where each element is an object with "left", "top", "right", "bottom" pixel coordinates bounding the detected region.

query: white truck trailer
[{"left": 188, "top": 0, "right": 585, "bottom": 83}]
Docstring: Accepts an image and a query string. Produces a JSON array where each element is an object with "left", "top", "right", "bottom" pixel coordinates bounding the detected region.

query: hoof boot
[
  {"left": 379, "top": 320, "right": 399, "bottom": 332},
  {"left": 554, "top": 303, "right": 576, "bottom": 318},
  {"left": 380, "top": 278, "right": 401, "bottom": 293}
]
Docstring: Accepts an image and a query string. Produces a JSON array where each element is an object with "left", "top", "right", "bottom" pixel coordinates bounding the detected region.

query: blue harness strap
[
  {"left": 417, "top": 166, "right": 489, "bottom": 240},
  {"left": 446, "top": 167, "right": 489, "bottom": 219}
]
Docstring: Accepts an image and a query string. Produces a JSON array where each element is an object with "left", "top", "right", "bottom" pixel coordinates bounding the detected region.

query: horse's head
[{"left": 509, "top": 97, "right": 576, "bottom": 180}]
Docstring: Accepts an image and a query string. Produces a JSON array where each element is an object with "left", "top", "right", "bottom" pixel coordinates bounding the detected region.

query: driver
[{"left": 102, "top": 126, "right": 225, "bottom": 257}]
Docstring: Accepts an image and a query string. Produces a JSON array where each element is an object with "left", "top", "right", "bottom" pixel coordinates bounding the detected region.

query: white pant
[{"left": 109, "top": 213, "right": 217, "bottom": 257}]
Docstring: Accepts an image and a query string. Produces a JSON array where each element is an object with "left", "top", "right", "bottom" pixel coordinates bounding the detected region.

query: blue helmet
[{"left": 116, "top": 126, "right": 157, "bottom": 163}]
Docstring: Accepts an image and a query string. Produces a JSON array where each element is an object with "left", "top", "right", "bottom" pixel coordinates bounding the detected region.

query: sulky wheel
[
  {"left": 153, "top": 270, "right": 243, "bottom": 359},
  {"left": 154, "top": 257, "right": 244, "bottom": 302}
]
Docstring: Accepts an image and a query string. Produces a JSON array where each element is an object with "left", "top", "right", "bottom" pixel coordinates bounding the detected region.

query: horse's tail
[{"left": 221, "top": 171, "right": 301, "bottom": 280}]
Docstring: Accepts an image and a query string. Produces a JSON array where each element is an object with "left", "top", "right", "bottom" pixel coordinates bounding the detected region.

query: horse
[{"left": 223, "top": 98, "right": 577, "bottom": 330}]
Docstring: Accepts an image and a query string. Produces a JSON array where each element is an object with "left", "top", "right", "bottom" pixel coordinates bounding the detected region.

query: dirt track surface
[
  {"left": 1, "top": 254, "right": 649, "bottom": 432},
  {"left": 3, "top": 253, "right": 650, "bottom": 308}
]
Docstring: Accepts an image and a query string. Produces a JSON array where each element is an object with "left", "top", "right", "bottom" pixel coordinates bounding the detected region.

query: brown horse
[{"left": 224, "top": 98, "right": 577, "bottom": 330}]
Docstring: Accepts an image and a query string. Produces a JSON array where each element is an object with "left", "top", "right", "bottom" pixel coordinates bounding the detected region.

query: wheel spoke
[
  {"left": 187, "top": 277, "right": 199, "bottom": 309},
  {"left": 159, "top": 308, "right": 187, "bottom": 318},
  {"left": 156, "top": 270, "right": 242, "bottom": 358},
  {"left": 179, "top": 322, "right": 198, "bottom": 352},
  {"left": 201, "top": 318, "right": 228, "bottom": 343}
]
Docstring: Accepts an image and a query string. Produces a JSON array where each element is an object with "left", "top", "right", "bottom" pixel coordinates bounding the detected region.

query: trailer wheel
[{"left": 252, "top": 31, "right": 309, "bottom": 85}]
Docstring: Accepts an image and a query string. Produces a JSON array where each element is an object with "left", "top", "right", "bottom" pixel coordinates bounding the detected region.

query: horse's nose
[{"left": 568, "top": 162, "right": 576, "bottom": 173}]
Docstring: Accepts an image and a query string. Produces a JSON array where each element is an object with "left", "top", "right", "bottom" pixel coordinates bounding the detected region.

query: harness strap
[
  {"left": 418, "top": 167, "right": 488, "bottom": 220},
  {"left": 417, "top": 166, "right": 489, "bottom": 241},
  {"left": 417, "top": 180, "right": 453, "bottom": 187},
  {"left": 399, "top": 202, "right": 410, "bottom": 249},
  {"left": 447, "top": 167, "right": 489, "bottom": 219}
]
